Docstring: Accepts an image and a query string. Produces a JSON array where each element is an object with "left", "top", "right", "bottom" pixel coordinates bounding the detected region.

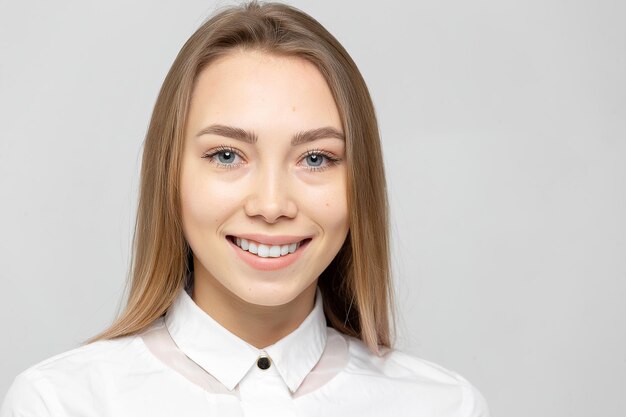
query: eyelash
[{"left": 201, "top": 145, "right": 342, "bottom": 172}]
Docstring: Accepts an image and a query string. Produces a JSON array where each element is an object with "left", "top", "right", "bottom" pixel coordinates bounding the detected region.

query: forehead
[{"left": 187, "top": 49, "right": 342, "bottom": 133}]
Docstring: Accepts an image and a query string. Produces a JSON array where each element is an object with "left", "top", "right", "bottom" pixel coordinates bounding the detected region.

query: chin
[{"left": 228, "top": 279, "right": 310, "bottom": 307}]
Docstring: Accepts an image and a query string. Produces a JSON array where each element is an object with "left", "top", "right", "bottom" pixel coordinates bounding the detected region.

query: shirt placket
[{"left": 237, "top": 350, "right": 298, "bottom": 417}]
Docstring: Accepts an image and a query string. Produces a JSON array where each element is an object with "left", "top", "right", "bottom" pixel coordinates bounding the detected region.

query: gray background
[{"left": 1, "top": 1, "right": 624, "bottom": 416}]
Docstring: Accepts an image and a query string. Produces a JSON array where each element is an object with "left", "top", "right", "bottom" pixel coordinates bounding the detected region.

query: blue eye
[
  {"left": 202, "top": 146, "right": 243, "bottom": 169},
  {"left": 216, "top": 150, "right": 237, "bottom": 164},
  {"left": 305, "top": 153, "right": 325, "bottom": 167},
  {"left": 301, "top": 149, "right": 341, "bottom": 172}
]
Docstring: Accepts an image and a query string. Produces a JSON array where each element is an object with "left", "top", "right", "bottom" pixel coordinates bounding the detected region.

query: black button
[{"left": 257, "top": 356, "right": 271, "bottom": 370}]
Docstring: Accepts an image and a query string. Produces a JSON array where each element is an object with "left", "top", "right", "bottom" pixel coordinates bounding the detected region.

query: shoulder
[
  {"left": 339, "top": 330, "right": 490, "bottom": 417},
  {"left": 1, "top": 325, "right": 153, "bottom": 417},
  {"left": 14, "top": 331, "right": 142, "bottom": 381}
]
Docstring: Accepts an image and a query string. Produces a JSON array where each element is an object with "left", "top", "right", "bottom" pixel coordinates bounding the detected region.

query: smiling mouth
[{"left": 227, "top": 235, "right": 312, "bottom": 258}]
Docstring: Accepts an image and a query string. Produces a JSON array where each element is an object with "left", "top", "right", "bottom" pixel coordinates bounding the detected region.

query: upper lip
[{"left": 228, "top": 233, "right": 312, "bottom": 246}]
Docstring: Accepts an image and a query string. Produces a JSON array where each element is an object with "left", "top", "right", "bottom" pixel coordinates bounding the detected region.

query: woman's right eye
[{"left": 202, "top": 146, "right": 244, "bottom": 169}]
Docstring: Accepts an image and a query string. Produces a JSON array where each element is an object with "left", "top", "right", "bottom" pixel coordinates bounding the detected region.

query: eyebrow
[{"left": 195, "top": 124, "right": 345, "bottom": 145}]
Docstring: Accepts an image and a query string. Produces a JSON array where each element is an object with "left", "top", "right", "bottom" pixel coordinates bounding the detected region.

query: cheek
[
  {"left": 180, "top": 163, "right": 242, "bottom": 230},
  {"left": 303, "top": 172, "right": 349, "bottom": 232},
  {"left": 328, "top": 184, "right": 349, "bottom": 230}
]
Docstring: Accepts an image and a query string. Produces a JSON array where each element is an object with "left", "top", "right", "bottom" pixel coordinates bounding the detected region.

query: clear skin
[{"left": 180, "top": 49, "right": 349, "bottom": 349}]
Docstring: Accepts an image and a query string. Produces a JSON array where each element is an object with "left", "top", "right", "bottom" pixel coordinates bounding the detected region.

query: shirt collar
[{"left": 164, "top": 284, "right": 327, "bottom": 394}]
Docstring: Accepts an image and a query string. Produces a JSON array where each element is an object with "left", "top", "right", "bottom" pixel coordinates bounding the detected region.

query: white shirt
[{"left": 1, "top": 286, "right": 490, "bottom": 417}]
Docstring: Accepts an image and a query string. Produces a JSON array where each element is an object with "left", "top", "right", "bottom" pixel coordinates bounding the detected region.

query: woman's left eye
[
  {"left": 300, "top": 149, "right": 342, "bottom": 172},
  {"left": 304, "top": 153, "right": 324, "bottom": 167}
]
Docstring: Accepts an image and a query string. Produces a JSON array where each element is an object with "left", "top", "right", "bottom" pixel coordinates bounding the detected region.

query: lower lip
[{"left": 227, "top": 236, "right": 312, "bottom": 271}]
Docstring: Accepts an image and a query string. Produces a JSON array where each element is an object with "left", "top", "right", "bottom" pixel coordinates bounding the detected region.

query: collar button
[{"left": 257, "top": 355, "right": 271, "bottom": 370}]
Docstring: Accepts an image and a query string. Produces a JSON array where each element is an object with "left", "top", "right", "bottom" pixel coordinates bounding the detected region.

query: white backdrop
[{"left": 1, "top": 1, "right": 624, "bottom": 416}]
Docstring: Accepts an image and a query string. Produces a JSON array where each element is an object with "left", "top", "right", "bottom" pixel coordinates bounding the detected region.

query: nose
[{"left": 243, "top": 163, "right": 298, "bottom": 223}]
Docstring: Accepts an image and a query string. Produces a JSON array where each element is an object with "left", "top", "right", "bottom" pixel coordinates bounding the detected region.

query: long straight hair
[{"left": 86, "top": 0, "right": 396, "bottom": 355}]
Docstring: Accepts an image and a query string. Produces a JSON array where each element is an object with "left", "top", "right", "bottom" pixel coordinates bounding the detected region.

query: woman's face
[{"left": 180, "top": 49, "right": 349, "bottom": 307}]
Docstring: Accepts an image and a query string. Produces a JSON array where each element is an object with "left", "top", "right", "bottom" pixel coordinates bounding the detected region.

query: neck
[{"left": 190, "top": 267, "right": 317, "bottom": 349}]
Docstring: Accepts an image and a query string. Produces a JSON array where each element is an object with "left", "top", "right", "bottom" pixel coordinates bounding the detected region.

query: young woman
[{"left": 1, "top": 2, "right": 489, "bottom": 416}]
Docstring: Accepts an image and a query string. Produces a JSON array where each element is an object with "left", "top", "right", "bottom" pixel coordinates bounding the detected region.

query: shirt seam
[
  {"left": 15, "top": 367, "right": 63, "bottom": 415},
  {"left": 135, "top": 329, "right": 240, "bottom": 397}
]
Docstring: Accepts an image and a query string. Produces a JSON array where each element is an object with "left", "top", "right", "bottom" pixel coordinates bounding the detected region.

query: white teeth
[
  {"left": 257, "top": 244, "right": 269, "bottom": 257},
  {"left": 268, "top": 245, "right": 281, "bottom": 258},
  {"left": 248, "top": 241, "right": 258, "bottom": 254},
  {"left": 232, "top": 237, "right": 303, "bottom": 258}
]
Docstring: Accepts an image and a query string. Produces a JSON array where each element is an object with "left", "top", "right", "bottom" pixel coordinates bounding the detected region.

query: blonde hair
[{"left": 86, "top": 0, "right": 396, "bottom": 355}]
